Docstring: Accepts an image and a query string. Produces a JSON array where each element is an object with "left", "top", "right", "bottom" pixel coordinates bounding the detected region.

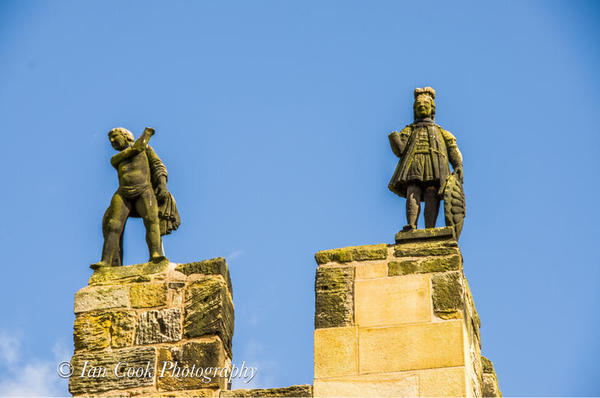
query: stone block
[
  {"left": 395, "top": 226, "right": 455, "bottom": 243},
  {"left": 393, "top": 240, "right": 459, "bottom": 257},
  {"left": 73, "top": 311, "right": 136, "bottom": 351},
  {"left": 482, "top": 373, "right": 502, "bottom": 397},
  {"left": 184, "top": 279, "right": 234, "bottom": 357},
  {"left": 432, "top": 271, "right": 464, "bottom": 319},
  {"left": 314, "top": 326, "right": 357, "bottom": 378},
  {"left": 136, "top": 308, "right": 182, "bottom": 345},
  {"left": 151, "top": 389, "right": 219, "bottom": 397},
  {"left": 221, "top": 385, "right": 312, "bottom": 397},
  {"left": 465, "top": 280, "right": 481, "bottom": 330},
  {"left": 464, "top": 280, "right": 481, "bottom": 350},
  {"left": 419, "top": 255, "right": 461, "bottom": 273},
  {"left": 314, "top": 266, "right": 354, "bottom": 328},
  {"left": 69, "top": 347, "right": 156, "bottom": 395},
  {"left": 168, "top": 282, "right": 186, "bottom": 307},
  {"left": 176, "top": 258, "right": 232, "bottom": 294},
  {"left": 156, "top": 339, "right": 229, "bottom": 391},
  {"left": 389, "top": 255, "right": 461, "bottom": 276},
  {"left": 111, "top": 311, "right": 137, "bottom": 348},
  {"left": 481, "top": 356, "right": 495, "bottom": 373},
  {"left": 74, "top": 285, "right": 130, "bottom": 313},
  {"left": 481, "top": 356, "right": 502, "bottom": 396},
  {"left": 388, "top": 258, "right": 419, "bottom": 276},
  {"left": 418, "top": 367, "right": 466, "bottom": 396},
  {"left": 354, "top": 275, "right": 430, "bottom": 327},
  {"left": 88, "top": 261, "right": 170, "bottom": 285},
  {"left": 73, "top": 312, "right": 111, "bottom": 351},
  {"left": 354, "top": 261, "right": 387, "bottom": 279},
  {"left": 313, "top": 374, "right": 418, "bottom": 397},
  {"left": 315, "top": 244, "right": 387, "bottom": 265},
  {"left": 130, "top": 283, "right": 168, "bottom": 308},
  {"left": 359, "top": 320, "right": 465, "bottom": 373}
]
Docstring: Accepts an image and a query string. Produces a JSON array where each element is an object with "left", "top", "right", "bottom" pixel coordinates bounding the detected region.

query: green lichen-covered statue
[
  {"left": 91, "top": 127, "right": 180, "bottom": 269},
  {"left": 388, "top": 87, "right": 465, "bottom": 238}
]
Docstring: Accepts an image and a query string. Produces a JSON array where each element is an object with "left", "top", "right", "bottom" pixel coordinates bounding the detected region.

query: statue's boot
[
  {"left": 147, "top": 226, "right": 167, "bottom": 263},
  {"left": 150, "top": 255, "right": 168, "bottom": 263},
  {"left": 90, "top": 261, "right": 109, "bottom": 270},
  {"left": 149, "top": 241, "right": 168, "bottom": 263},
  {"left": 92, "top": 231, "right": 121, "bottom": 269}
]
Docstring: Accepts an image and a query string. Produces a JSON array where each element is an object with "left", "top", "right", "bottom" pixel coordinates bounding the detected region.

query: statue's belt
[{"left": 413, "top": 149, "right": 447, "bottom": 157}]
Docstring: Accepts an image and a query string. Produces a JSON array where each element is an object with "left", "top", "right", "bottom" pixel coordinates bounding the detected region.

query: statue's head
[
  {"left": 413, "top": 87, "right": 436, "bottom": 120},
  {"left": 108, "top": 127, "right": 135, "bottom": 151}
]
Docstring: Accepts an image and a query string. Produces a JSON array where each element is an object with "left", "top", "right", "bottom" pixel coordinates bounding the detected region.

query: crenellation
[
  {"left": 71, "top": 233, "right": 500, "bottom": 397},
  {"left": 314, "top": 243, "right": 388, "bottom": 265},
  {"left": 312, "top": 227, "right": 499, "bottom": 397},
  {"left": 69, "top": 258, "right": 234, "bottom": 397}
]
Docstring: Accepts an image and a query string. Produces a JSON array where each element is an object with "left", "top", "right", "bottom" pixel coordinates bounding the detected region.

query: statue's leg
[
  {"left": 135, "top": 189, "right": 163, "bottom": 262},
  {"left": 95, "top": 192, "right": 130, "bottom": 268},
  {"left": 423, "top": 185, "right": 440, "bottom": 228},
  {"left": 404, "top": 184, "right": 421, "bottom": 230}
]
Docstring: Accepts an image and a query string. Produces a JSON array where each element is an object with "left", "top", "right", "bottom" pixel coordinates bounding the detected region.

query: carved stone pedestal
[
  {"left": 313, "top": 228, "right": 502, "bottom": 397},
  {"left": 69, "top": 258, "right": 233, "bottom": 397}
]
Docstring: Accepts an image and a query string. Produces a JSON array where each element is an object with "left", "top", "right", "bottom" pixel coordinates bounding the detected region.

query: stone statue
[
  {"left": 91, "top": 127, "right": 180, "bottom": 269},
  {"left": 388, "top": 87, "right": 465, "bottom": 238}
]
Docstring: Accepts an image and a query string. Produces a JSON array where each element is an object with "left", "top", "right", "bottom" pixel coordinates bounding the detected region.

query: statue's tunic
[
  {"left": 406, "top": 126, "right": 436, "bottom": 182},
  {"left": 388, "top": 121, "right": 460, "bottom": 198}
]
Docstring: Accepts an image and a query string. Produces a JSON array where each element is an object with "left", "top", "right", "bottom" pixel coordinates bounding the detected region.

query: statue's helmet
[
  {"left": 108, "top": 127, "right": 135, "bottom": 143},
  {"left": 413, "top": 86, "right": 436, "bottom": 120}
]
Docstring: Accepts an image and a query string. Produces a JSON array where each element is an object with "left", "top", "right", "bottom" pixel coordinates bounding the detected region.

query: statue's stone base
[
  {"left": 395, "top": 225, "right": 455, "bottom": 243},
  {"left": 69, "top": 258, "right": 234, "bottom": 397},
  {"left": 313, "top": 228, "right": 502, "bottom": 397}
]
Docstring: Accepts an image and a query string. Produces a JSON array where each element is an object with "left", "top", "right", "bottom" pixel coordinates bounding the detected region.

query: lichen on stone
[
  {"left": 88, "top": 261, "right": 169, "bottom": 285},
  {"left": 314, "top": 266, "right": 354, "bottom": 328},
  {"left": 176, "top": 257, "right": 232, "bottom": 293},
  {"left": 315, "top": 244, "right": 387, "bottom": 265},
  {"left": 432, "top": 271, "right": 464, "bottom": 318},
  {"left": 393, "top": 241, "right": 459, "bottom": 257},
  {"left": 129, "top": 283, "right": 168, "bottom": 308},
  {"left": 184, "top": 279, "right": 234, "bottom": 357}
]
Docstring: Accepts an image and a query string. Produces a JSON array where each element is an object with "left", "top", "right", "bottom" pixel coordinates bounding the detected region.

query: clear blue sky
[{"left": 0, "top": 1, "right": 598, "bottom": 395}]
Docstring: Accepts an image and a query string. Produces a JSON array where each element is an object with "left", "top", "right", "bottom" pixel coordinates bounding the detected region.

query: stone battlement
[
  {"left": 69, "top": 229, "right": 500, "bottom": 397},
  {"left": 70, "top": 258, "right": 234, "bottom": 397},
  {"left": 313, "top": 227, "right": 501, "bottom": 397}
]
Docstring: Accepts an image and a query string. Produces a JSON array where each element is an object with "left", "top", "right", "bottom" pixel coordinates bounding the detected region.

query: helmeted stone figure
[
  {"left": 388, "top": 87, "right": 465, "bottom": 238},
  {"left": 92, "top": 127, "right": 180, "bottom": 269}
]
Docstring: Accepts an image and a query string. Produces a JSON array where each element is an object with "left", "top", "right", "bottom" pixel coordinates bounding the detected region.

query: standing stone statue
[
  {"left": 91, "top": 127, "right": 180, "bottom": 269},
  {"left": 388, "top": 87, "right": 466, "bottom": 238}
]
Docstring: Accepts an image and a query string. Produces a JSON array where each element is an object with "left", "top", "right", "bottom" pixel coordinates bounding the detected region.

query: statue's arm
[
  {"left": 146, "top": 146, "right": 169, "bottom": 200},
  {"left": 110, "top": 130, "right": 154, "bottom": 168},
  {"left": 110, "top": 146, "right": 143, "bottom": 168},
  {"left": 146, "top": 146, "right": 167, "bottom": 182},
  {"left": 441, "top": 129, "right": 463, "bottom": 182},
  {"left": 388, "top": 127, "right": 410, "bottom": 158}
]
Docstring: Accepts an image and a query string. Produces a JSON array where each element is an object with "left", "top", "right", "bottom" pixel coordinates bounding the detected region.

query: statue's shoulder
[
  {"left": 389, "top": 125, "right": 411, "bottom": 137},
  {"left": 145, "top": 145, "right": 160, "bottom": 157},
  {"left": 436, "top": 124, "right": 456, "bottom": 141},
  {"left": 398, "top": 125, "right": 413, "bottom": 135}
]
